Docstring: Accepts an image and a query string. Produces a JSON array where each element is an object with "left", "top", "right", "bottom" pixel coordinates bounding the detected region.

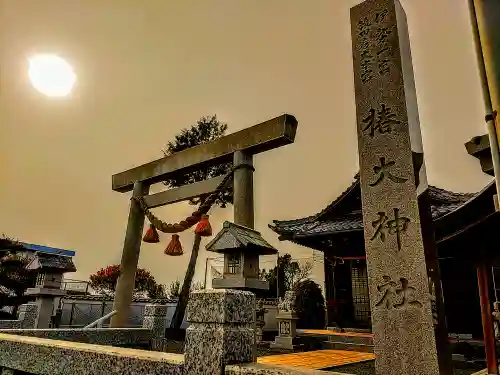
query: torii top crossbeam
[{"left": 112, "top": 114, "right": 298, "bottom": 193}]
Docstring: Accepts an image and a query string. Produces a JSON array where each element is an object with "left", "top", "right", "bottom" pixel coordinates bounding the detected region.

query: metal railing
[{"left": 84, "top": 310, "right": 117, "bottom": 329}]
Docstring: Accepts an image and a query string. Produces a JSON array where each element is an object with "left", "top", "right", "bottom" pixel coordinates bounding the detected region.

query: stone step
[
  {"left": 323, "top": 341, "right": 375, "bottom": 353},
  {"left": 327, "top": 334, "right": 373, "bottom": 346},
  {"left": 327, "top": 327, "right": 372, "bottom": 334}
]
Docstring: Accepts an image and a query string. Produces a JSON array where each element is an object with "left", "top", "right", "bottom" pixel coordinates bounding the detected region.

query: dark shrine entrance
[
  {"left": 439, "top": 257, "right": 483, "bottom": 338},
  {"left": 324, "top": 253, "right": 488, "bottom": 337},
  {"left": 325, "top": 257, "right": 371, "bottom": 329}
]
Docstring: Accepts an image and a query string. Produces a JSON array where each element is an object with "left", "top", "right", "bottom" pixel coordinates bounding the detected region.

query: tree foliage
[
  {"left": 161, "top": 115, "right": 231, "bottom": 330},
  {"left": 89, "top": 265, "right": 165, "bottom": 299},
  {"left": 259, "top": 254, "right": 313, "bottom": 299},
  {"left": 167, "top": 279, "right": 181, "bottom": 298},
  {"left": 0, "top": 236, "right": 37, "bottom": 317},
  {"left": 162, "top": 115, "right": 232, "bottom": 207},
  {"left": 167, "top": 279, "right": 203, "bottom": 299},
  {"left": 293, "top": 279, "right": 325, "bottom": 329}
]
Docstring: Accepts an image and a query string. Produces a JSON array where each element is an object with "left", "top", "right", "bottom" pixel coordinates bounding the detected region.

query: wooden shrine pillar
[{"left": 477, "top": 262, "right": 498, "bottom": 374}]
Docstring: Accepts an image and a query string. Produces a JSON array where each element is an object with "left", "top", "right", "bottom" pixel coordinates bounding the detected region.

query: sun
[{"left": 28, "top": 54, "right": 76, "bottom": 98}]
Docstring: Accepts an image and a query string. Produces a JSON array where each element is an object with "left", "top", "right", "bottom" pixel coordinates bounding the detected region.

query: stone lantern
[
  {"left": 206, "top": 221, "right": 278, "bottom": 291},
  {"left": 25, "top": 252, "right": 76, "bottom": 328}
]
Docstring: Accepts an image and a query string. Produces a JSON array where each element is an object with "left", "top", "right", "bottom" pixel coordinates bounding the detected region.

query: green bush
[{"left": 294, "top": 279, "right": 325, "bottom": 329}]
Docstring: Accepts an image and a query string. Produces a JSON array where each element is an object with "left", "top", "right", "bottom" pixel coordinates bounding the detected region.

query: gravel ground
[{"left": 161, "top": 340, "right": 483, "bottom": 375}]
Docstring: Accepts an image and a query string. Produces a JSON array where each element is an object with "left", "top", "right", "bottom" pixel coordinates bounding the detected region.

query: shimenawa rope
[{"left": 132, "top": 168, "right": 234, "bottom": 233}]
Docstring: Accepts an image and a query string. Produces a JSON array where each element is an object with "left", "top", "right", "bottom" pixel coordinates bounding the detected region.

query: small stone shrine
[
  {"left": 206, "top": 221, "right": 278, "bottom": 290},
  {"left": 271, "top": 291, "right": 300, "bottom": 350},
  {"left": 255, "top": 299, "right": 268, "bottom": 343},
  {"left": 25, "top": 252, "right": 76, "bottom": 328}
]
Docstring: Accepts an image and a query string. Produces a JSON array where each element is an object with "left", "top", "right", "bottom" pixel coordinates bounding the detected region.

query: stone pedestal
[
  {"left": 142, "top": 304, "right": 167, "bottom": 351},
  {"left": 25, "top": 288, "right": 65, "bottom": 328},
  {"left": 185, "top": 289, "right": 255, "bottom": 375},
  {"left": 18, "top": 303, "right": 38, "bottom": 329},
  {"left": 36, "top": 297, "right": 55, "bottom": 329},
  {"left": 271, "top": 312, "right": 300, "bottom": 350}
]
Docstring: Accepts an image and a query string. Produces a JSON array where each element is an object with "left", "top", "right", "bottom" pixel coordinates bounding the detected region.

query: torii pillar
[{"left": 110, "top": 114, "right": 298, "bottom": 328}]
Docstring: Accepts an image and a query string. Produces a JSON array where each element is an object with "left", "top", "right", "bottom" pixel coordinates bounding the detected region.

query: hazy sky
[{"left": 0, "top": 0, "right": 492, "bottom": 288}]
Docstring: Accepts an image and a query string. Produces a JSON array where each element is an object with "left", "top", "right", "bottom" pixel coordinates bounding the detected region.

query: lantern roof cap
[
  {"left": 26, "top": 252, "right": 76, "bottom": 273},
  {"left": 206, "top": 221, "right": 278, "bottom": 255}
]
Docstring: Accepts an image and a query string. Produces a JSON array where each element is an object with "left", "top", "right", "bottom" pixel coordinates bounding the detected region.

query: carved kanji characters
[
  {"left": 369, "top": 157, "right": 408, "bottom": 186},
  {"left": 370, "top": 208, "right": 410, "bottom": 251},
  {"left": 375, "top": 275, "right": 399, "bottom": 309},
  {"left": 362, "top": 104, "right": 401, "bottom": 137},
  {"left": 375, "top": 276, "right": 422, "bottom": 310}
]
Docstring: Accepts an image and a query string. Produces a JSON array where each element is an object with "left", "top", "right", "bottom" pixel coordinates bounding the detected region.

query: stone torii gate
[{"left": 109, "top": 114, "right": 299, "bottom": 328}]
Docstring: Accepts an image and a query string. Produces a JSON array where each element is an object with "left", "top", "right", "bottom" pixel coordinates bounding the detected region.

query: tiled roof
[
  {"left": 27, "top": 252, "right": 77, "bottom": 272},
  {"left": 269, "top": 175, "right": 476, "bottom": 239},
  {"left": 206, "top": 221, "right": 278, "bottom": 255}
]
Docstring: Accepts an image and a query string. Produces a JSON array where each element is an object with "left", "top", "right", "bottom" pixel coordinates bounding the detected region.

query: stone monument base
[
  {"left": 271, "top": 312, "right": 302, "bottom": 351},
  {"left": 270, "top": 336, "right": 302, "bottom": 351}
]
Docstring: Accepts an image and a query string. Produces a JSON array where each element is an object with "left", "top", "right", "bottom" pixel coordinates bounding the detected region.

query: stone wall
[
  {"left": 0, "top": 303, "right": 38, "bottom": 330},
  {"left": 0, "top": 333, "right": 341, "bottom": 375},
  {"left": 0, "top": 333, "right": 184, "bottom": 375},
  {"left": 0, "top": 328, "right": 153, "bottom": 348},
  {"left": 58, "top": 298, "right": 183, "bottom": 328},
  {"left": 58, "top": 297, "right": 278, "bottom": 331},
  {"left": 0, "top": 290, "right": 350, "bottom": 375},
  {"left": 0, "top": 320, "right": 21, "bottom": 330}
]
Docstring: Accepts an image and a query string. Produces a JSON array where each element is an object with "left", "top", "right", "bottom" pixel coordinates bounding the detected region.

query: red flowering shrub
[{"left": 89, "top": 265, "right": 165, "bottom": 298}]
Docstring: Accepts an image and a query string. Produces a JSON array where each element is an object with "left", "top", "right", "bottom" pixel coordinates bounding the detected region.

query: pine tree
[
  {"left": 162, "top": 115, "right": 232, "bottom": 207},
  {"left": 0, "top": 237, "right": 36, "bottom": 317},
  {"left": 165, "top": 115, "right": 230, "bottom": 331}
]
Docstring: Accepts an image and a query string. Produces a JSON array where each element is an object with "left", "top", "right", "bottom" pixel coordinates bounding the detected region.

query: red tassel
[
  {"left": 143, "top": 224, "right": 160, "bottom": 243},
  {"left": 195, "top": 214, "right": 212, "bottom": 237},
  {"left": 164, "top": 234, "right": 183, "bottom": 256}
]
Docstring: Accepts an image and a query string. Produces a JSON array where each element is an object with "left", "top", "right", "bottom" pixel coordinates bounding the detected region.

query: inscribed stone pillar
[
  {"left": 18, "top": 303, "right": 38, "bottom": 329},
  {"left": 350, "top": 1, "right": 439, "bottom": 375},
  {"left": 184, "top": 289, "right": 255, "bottom": 375},
  {"left": 143, "top": 304, "right": 168, "bottom": 351}
]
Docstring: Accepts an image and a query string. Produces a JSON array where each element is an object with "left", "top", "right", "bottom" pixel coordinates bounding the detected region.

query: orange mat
[{"left": 257, "top": 349, "right": 375, "bottom": 370}]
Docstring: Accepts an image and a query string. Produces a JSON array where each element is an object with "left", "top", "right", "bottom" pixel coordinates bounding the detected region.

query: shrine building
[{"left": 269, "top": 156, "right": 500, "bottom": 339}]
